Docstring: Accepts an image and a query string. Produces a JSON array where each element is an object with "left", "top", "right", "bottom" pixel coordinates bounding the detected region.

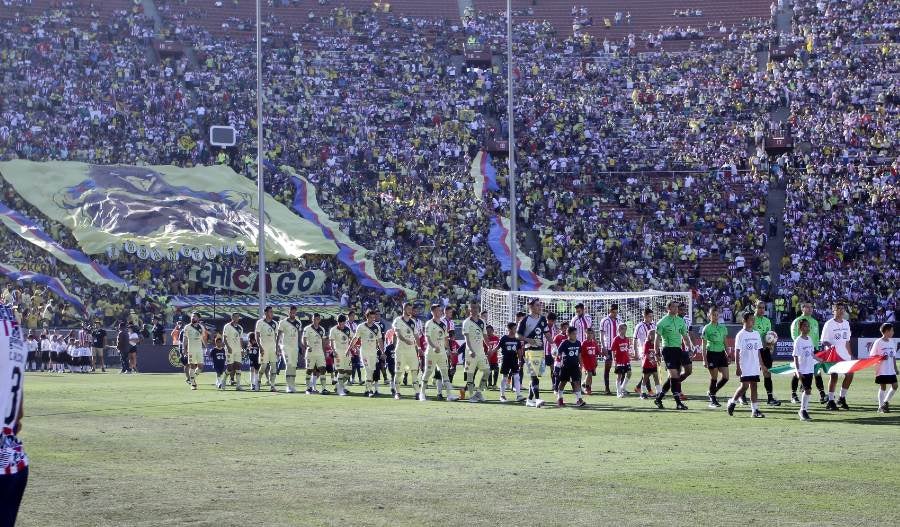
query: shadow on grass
[{"left": 835, "top": 414, "right": 900, "bottom": 426}]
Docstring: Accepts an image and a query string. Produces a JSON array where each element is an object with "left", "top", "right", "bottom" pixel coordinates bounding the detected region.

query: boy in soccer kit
[
  {"left": 184, "top": 312, "right": 208, "bottom": 390},
  {"left": 611, "top": 323, "right": 632, "bottom": 397},
  {"left": 727, "top": 312, "right": 766, "bottom": 418},
  {"left": 640, "top": 330, "right": 661, "bottom": 399},
  {"left": 822, "top": 303, "right": 853, "bottom": 410},
  {"left": 789, "top": 302, "right": 826, "bottom": 403},
  {"left": 277, "top": 306, "right": 302, "bottom": 393},
  {"left": 302, "top": 313, "right": 328, "bottom": 394},
  {"left": 580, "top": 328, "right": 600, "bottom": 395},
  {"left": 246, "top": 333, "right": 261, "bottom": 391},
  {"left": 351, "top": 309, "right": 384, "bottom": 397},
  {"left": 753, "top": 301, "right": 781, "bottom": 406},
  {"left": 329, "top": 315, "right": 353, "bottom": 396},
  {"left": 551, "top": 321, "right": 569, "bottom": 397},
  {"left": 486, "top": 324, "right": 500, "bottom": 388},
  {"left": 223, "top": 313, "right": 244, "bottom": 391},
  {"left": 461, "top": 301, "right": 489, "bottom": 403},
  {"left": 210, "top": 336, "right": 228, "bottom": 390},
  {"left": 498, "top": 322, "right": 523, "bottom": 402},
  {"left": 392, "top": 303, "right": 420, "bottom": 400},
  {"left": 421, "top": 304, "right": 458, "bottom": 401},
  {"left": 872, "top": 323, "right": 897, "bottom": 413},
  {"left": 255, "top": 306, "right": 279, "bottom": 392},
  {"left": 556, "top": 326, "right": 586, "bottom": 407},
  {"left": 792, "top": 319, "right": 819, "bottom": 421},
  {"left": 701, "top": 306, "right": 729, "bottom": 408}
]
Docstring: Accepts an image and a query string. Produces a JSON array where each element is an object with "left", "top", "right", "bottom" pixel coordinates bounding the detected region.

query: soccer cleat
[
  {"left": 603, "top": 390, "right": 613, "bottom": 396},
  {"left": 575, "top": 399, "right": 586, "bottom": 407},
  {"left": 393, "top": 392, "right": 400, "bottom": 400},
  {"left": 790, "top": 393, "right": 800, "bottom": 404},
  {"left": 883, "top": 403, "right": 890, "bottom": 413},
  {"left": 338, "top": 390, "right": 348, "bottom": 397},
  {"left": 515, "top": 395, "right": 527, "bottom": 403},
  {"left": 269, "top": 387, "right": 277, "bottom": 393},
  {"left": 825, "top": 400, "right": 838, "bottom": 411},
  {"left": 679, "top": 393, "right": 688, "bottom": 401},
  {"left": 447, "top": 393, "right": 459, "bottom": 402},
  {"left": 675, "top": 400, "right": 688, "bottom": 411},
  {"left": 525, "top": 399, "right": 536, "bottom": 407},
  {"left": 877, "top": 405, "right": 886, "bottom": 414},
  {"left": 305, "top": 389, "right": 313, "bottom": 395},
  {"left": 321, "top": 389, "right": 330, "bottom": 395},
  {"left": 437, "top": 393, "right": 445, "bottom": 401},
  {"left": 101, "top": 367, "right": 106, "bottom": 373},
  {"left": 367, "top": 391, "right": 376, "bottom": 398},
  {"left": 557, "top": 398, "right": 565, "bottom": 407},
  {"left": 727, "top": 402, "right": 736, "bottom": 416},
  {"left": 616, "top": 391, "right": 625, "bottom": 399},
  {"left": 534, "top": 399, "right": 545, "bottom": 408},
  {"left": 837, "top": 397, "right": 849, "bottom": 410},
  {"left": 819, "top": 392, "right": 828, "bottom": 404},
  {"left": 708, "top": 401, "right": 719, "bottom": 409},
  {"left": 739, "top": 396, "right": 749, "bottom": 406},
  {"left": 653, "top": 396, "right": 664, "bottom": 409},
  {"left": 285, "top": 387, "right": 294, "bottom": 394},
  {"left": 191, "top": 383, "right": 197, "bottom": 391},
  {"left": 185, "top": 378, "right": 191, "bottom": 384},
  {"left": 499, "top": 396, "right": 508, "bottom": 403},
  {"left": 799, "top": 410, "right": 812, "bottom": 421},
  {"left": 390, "top": 388, "right": 396, "bottom": 396},
  {"left": 640, "top": 393, "right": 649, "bottom": 400},
  {"left": 767, "top": 398, "right": 781, "bottom": 407},
  {"left": 752, "top": 410, "right": 765, "bottom": 418},
  {"left": 585, "top": 387, "right": 592, "bottom": 395},
  {"left": 218, "top": 384, "right": 225, "bottom": 391}
]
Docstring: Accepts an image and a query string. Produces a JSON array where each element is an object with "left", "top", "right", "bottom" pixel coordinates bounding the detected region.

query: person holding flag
[
  {"left": 752, "top": 301, "right": 781, "bottom": 406},
  {"left": 821, "top": 303, "right": 853, "bottom": 410},
  {"left": 871, "top": 323, "right": 897, "bottom": 414},
  {"left": 789, "top": 302, "right": 826, "bottom": 403},
  {"left": 792, "top": 319, "right": 820, "bottom": 421}
]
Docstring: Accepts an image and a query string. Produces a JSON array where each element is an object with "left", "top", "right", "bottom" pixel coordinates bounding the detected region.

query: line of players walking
[{"left": 175, "top": 298, "right": 898, "bottom": 420}]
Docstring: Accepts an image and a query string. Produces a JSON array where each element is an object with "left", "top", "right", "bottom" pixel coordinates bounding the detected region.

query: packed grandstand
[{"left": 0, "top": 0, "right": 896, "bottom": 331}]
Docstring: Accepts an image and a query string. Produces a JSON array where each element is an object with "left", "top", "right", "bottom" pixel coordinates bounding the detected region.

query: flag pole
[
  {"left": 506, "top": 0, "right": 518, "bottom": 318},
  {"left": 255, "top": 0, "right": 266, "bottom": 318}
]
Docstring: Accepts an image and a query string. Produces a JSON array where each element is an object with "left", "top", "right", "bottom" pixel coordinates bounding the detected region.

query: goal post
[{"left": 480, "top": 289, "right": 693, "bottom": 337}]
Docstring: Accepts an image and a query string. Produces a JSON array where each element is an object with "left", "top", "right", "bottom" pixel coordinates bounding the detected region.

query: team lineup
[{"left": 173, "top": 299, "right": 898, "bottom": 419}]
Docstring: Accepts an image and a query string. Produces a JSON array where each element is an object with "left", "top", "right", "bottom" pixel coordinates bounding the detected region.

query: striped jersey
[
  {"left": 599, "top": 315, "right": 619, "bottom": 350},
  {"left": 569, "top": 313, "right": 593, "bottom": 343},
  {"left": 1, "top": 304, "right": 28, "bottom": 475}
]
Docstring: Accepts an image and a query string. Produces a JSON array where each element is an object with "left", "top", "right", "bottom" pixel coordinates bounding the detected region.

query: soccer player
[
  {"left": 653, "top": 301, "right": 690, "bottom": 410},
  {"left": 90, "top": 321, "right": 107, "bottom": 372},
  {"left": 498, "top": 322, "right": 523, "bottom": 402},
  {"left": 277, "top": 306, "right": 302, "bottom": 393},
  {"left": 329, "top": 314, "right": 353, "bottom": 396},
  {"left": 171, "top": 321, "right": 189, "bottom": 383},
  {"left": 789, "top": 302, "right": 826, "bottom": 403},
  {"left": 556, "top": 326, "right": 586, "bottom": 407},
  {"left": 223, "top": 313, "right": 244, "bottom": 391},
  {"left": 611, "top": 323, "right": 632, "bottom": 397},
  {"left": 580, "top": 328, "right": 600, "bottom": 395},
  {"left": 640, "top": 329, "right": 661, "bottom": 399},
  {"left": 1, "top": 304, "right": 28, "bottom": 526},
  {"left": 462, "top": 301, "right": 489, "bottom": 403},
  {"left": 246, "top": 333, "right": 262, "bottom": 391},
  {"left": 727, "top": 312, "right": 766, "bottom": 418},
  {"left": 486, "top": 324, "right": 500, "bottom": 387},
  {"left": 351, "top": 309, "right": 384, "bottom": 397},
  {"left": 569, "top": 302, "right": 592, "bottom": 344},
  {"left": 551, "top": 321, "right": 569, "bottom": 397},
  {"left": 632, "top": 308, "right": 655, "bottom": 392},
  {"left": 443, "top": 306, "right": 457, "bottom": 384},
  {"left": 872, "top": 323, "right": 897, "bottom": 414},
  {"left": 517, "top": 298, "right": 549, "bottom": 408},
  {"left": 421, "top": 304, "right": 458, "bottom": 401},
  {"left": 209, "top": 336, "right": 227, "bottom": 390},
  {"left": 254, "top": 306, "right": 279, "bottom": 392},
  {"left": 752, "top": 301, "right": 781, "bottom": 406},
  {"left": 821, "top": 302, "right": 853, "bottom": 410},
  {"left": 392, "top": 302, "right": 419, "bottom": 400},
  {"left": 792, "top": 319, "right": 819, "bottom": 421},
  {"left": 302, "top": 313, "right": 328, "bottom": 394},
  {"left": 701, "top": 306, "right": 729, "bottom": 408},
  {"left": 599, "top": 304, "right": 620, "bottom": 394},
  {"left": 183, "top": 312, "right": 208, "bottom": 390}
]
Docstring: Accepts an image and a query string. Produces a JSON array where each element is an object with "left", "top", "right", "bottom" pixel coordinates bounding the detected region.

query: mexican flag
[
  {"left": 770, "top": 346, "right": 843, "bottom": 375},
  {"left": 827, "top": 356, "right": 884, "bottom": 375}
]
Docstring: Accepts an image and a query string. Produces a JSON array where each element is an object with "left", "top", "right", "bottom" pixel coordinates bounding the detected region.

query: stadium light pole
[
  {"left": 506, "top": 0, "right": 519, "bottom": 296},
  {"left": 255, "top": 0, "right": 266, "bottom": 318}
]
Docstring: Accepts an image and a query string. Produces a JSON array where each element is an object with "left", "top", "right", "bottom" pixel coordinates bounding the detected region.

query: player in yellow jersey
[
  {"left": 351, "top": 309, "right": 384, "bottom": 397},
  {"left": 420, "top": 304, "right": 459, "bottom": 401},
  {"left": 277, "top": 305, "right": 302, "bottom": 393},
  {"left": 302, "top": 313, "right": 328, "bottom": 394},
  {"left": 462, "top": 300, "right": 489, "bottom": 402},
  {"left": 183, "top": 312, "right": 208, "bottom": 390},
  {"left": 255, "top": 306, "right": 279, "bottom": 392},
  {"left": 392, "top": 302, "right": 420, "bottom": 400},
  {"left": 222, "top": 312, "right": 245, "bottom": 390},
  {"left": 329, "top": 314, "right": 353, "bottom": 396}
]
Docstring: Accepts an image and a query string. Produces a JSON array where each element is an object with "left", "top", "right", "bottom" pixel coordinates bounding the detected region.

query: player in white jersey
[
  {"left": 1, "top": 305, "right": 28, "bottom": 525},
  {"left": 598, "top": 304, "right": 620, "bottom": 394},
  {"left": 183, "top": 312, "right": 208, "bottom": 390},
  {"left": 277, "top": 306, "right": 302, "bottom": 393},
  {"left": 223, "top": 313, "right": 245, "bottom": 390},
  {"left": 255, "top": 306, "right": 279, "bottom": 392},
  {"left": 821, "top": 302, "right": 853, "bottom": 410},
  {"left": 872, "top": 323, "right": 897, "bottom": 414},
  {"left": 329, "top": 315, "right": 353, "bottom": 396},
  {"left": 392, "top": 302, "right": 420, "bottom": 400},
  {"left": 726, "top": 312, "right": 765, "bottom": 418},
  {"left": 569, "top": 302, "right": 592, "bottom": 344},
  {"left": 462, "top": 301, "right": 489, "bottom": 403},
  {"left": 302, "top": 313, "right": 328, "bottom": 394},
  {"left": 792, "top": 319, "right": 819, "bottom": 421},
  {"left": 632, "top": 307, "right": 656, "bottom": 393},
  {"left": 420, "top": 304, "right": 458, "bottom": 401},
  {"left": 351, "top": 309, "right": 384, "bottom": 397}
]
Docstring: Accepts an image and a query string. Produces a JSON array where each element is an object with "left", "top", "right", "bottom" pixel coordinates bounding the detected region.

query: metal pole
[
  {"left": 506, "top": 0, "right": 518, "bottom": 294},
  {"left": 256, "top": 0, "right": 266, "bottom": 318}
]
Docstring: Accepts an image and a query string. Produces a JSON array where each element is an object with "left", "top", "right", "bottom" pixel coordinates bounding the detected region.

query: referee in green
[
  {"left": 701, "top": 306, "right": 729, "bottom": 408},
  {"left": 789, "top": 302, "right": 826, "bottom": 403},
  {"left": 653, "top": 301, "right": 691, "bottom": 410}
]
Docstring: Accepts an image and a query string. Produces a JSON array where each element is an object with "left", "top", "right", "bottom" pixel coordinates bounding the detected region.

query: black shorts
[
  {"left": 603, "top": 349, "right": 613, "bottom": 361},
  {"left": 213, "top": 362, "right": 226, "bottom": 375},
  {"left": 544, "top": 354, "right": 554, "bottom": 367},
  {"left": 325, "top": 363, "right": 334, "bottom": 373},
  {"left": 500, "top": 361, "right": 519, "bottom": 375},
  {"left": 584, "top": 367, "right": 596, "bottom": 376},
  {"left": 740, "top": 375, "right": 760, "bottom": 383},
  {"left": 706, "top": 352, "right": 728, "bottom": 369},
  {"left": 760, "top": 348, "right": 773, "bottom": 369},
  {"left": 489, "top": 363, "right": 498, "bottom": 371},
  {"left": 59, "top": 352, "right": 70, "bottom": 364},
  {"left": 614, "top": 364, "right": 631, "bottom": 375},
  {"left": 27, "top": 351, "right": 35, "bottom": 362},
  {"left": 247, "top": 353, "right": 260, "bottom": 370},
  {"left": 179, "top": 354, "right": 188, "bottom": 366},
  {"left": 875, "top": 374, "right": 898, "bottom": 385},
  {"left": 642, "top": 366, "right": 658, "bottom": 374},
  {"left": 557, "top": 364, "right": 582, "bottom": 385},
  {"left": 40, "top": 350, "right": 50, "bottom": 362},
  {"left": 662, "top": 347, "right": 690, "bottom": 370},
  {"left": 798, "top": 373, "right": 813, "bottom": 390},
  {"left": 49, "top": 351, "right": 58, "bottom": 361}
]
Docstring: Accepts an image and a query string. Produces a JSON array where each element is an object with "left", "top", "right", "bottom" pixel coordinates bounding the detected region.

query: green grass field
[{"left": 17, "top": 369, "right": 900, "bottom": 527}]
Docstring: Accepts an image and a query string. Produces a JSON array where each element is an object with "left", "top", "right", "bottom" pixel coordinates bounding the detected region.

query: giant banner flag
[
  {"left": 0, "top": 263, "right": 86, "bottom": 314},
  {"left": 0, "top": 202, "right": 132, "bottom": 290},
  {"left": 471, "top": 150, "right": 500, "bottom": 199},
  {"left": 0, "top": 160, "right": 338, "bottom": 259},
  {"left": 487, "top": 215, "right": 556, "bottom": 291},
  {"left": 284, "top": 166, "right": 415, "bottom": 298}
]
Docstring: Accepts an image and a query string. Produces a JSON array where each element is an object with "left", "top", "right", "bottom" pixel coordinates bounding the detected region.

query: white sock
[
  {"left": 839, "top": 388, "right": 847, "bottom": 399},
  {"left": 877, "top": 389, "right": 886, "bottom": 406},
  {"left": 800, "top": 392, "right": 809, "bottom": 411},
  {"left": 828, "top": 391, "right": 835, "bottom": 401},
  {"left": 655, "top": 383, "right": 662, "bottom": 394},
  {"left": 886, "top": 388, "right": 896, "bottom": 403},
  {"left": 751, "top": 402, "right": 759, "bottom": 412},
  {"left": 500, "top": 378, "right": 507, "bottom": 397},
  {"left": 443, "top": 380, "right": 453, "bottom": 394},
  {"left": 311, "top": 375, "right": 318, "bottom": 390},
  {"left": 514, "top": 374, "right": 521, "bottom": 397},
  {"left": 235, "top": 372, "right": 242, "bottom": 387},
  {"left": 575, "top": 390, "right": 582, "bottom": 400}
]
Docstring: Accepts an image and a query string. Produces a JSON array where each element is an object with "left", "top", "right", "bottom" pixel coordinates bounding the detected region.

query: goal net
[{"left": 480, "top": 289, "right": 693, "bottom": 337}]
